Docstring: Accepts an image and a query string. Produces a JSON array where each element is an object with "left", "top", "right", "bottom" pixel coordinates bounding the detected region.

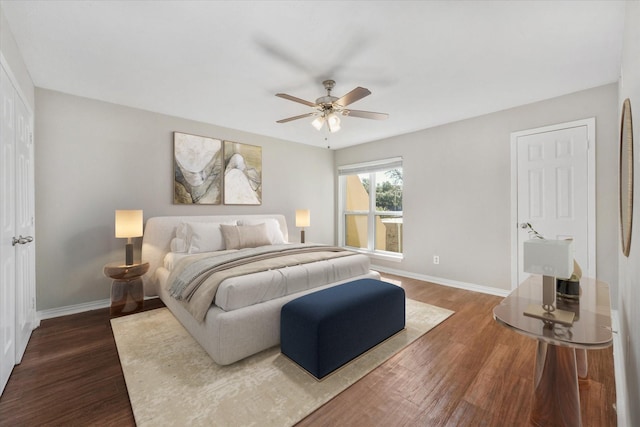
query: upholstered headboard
[{"left": 141, "top": 214, "right": 288, "bottom": 296}]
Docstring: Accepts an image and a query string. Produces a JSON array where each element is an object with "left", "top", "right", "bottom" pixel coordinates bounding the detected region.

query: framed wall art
[
  {"left": 223, "top": 140, "right": 262, "bottom": 205},
  {"left": 173, "top": 132, "right": 223, "bottom": 204}
]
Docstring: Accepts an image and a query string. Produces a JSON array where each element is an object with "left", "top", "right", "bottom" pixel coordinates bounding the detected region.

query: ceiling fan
[{"left": 276, "top": 80, "right": 388, "bottom": 133}]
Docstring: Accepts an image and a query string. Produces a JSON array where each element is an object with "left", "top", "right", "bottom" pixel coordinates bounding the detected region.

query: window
[{"left": 338, "top": 157, "right": 403, "bottom": 259}]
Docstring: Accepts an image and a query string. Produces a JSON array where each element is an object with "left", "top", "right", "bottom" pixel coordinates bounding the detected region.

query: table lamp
[
  {"left": 115, "top": 210, "right": 143, "bottom": 266},
  {"left": 523, "top": 239, "right": 575, "bottom": 325},
  {"left": 295, "top": 209, "right": 310, "bottom": 243}
]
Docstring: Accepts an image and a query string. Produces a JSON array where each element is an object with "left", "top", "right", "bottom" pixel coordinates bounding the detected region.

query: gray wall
[
  {"left": 617, "top": 2, "right": 640, "bottom": 425},
  {"left": 0, "top": 4, "right": 34, "bottom": 111},
  {"left": 336, "top": 83, "right": 619, "bottom": 297},
  {"left": 35, "top": 89, "right": 335, "bottom": 311}
]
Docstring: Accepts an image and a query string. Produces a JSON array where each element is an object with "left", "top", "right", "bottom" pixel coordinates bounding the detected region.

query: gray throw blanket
[{"left": 167, "top": 244, "right": 356, "bottom": 321}]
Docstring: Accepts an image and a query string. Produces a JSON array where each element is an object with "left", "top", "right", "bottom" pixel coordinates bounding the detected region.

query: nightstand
[{"left": 103, "top": 261, "right": 149, "bottom": 316}]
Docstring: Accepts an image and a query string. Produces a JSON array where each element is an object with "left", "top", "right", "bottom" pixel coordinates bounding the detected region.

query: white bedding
[
  {"left": 159, "top": 251, "right": 371, "bottom": 311},
  {"left": 163, "top": 252, "right": 190, "bottom": 270}
]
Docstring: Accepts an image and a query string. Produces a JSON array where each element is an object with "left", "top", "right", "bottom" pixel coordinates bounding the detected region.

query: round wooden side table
[{"left": 103, "top": 261, "right": 149, "bottom": 316}]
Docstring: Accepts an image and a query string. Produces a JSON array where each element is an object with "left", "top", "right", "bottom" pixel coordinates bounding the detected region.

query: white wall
[
  {"left": 336, "top": 83, "right": 619, "bottom": 296},
  {"left": 617, "top": 2, "right": 640, "bottom": 425},
  {"left": 34, "top": 89, "right": 335, "bottom": 311}
]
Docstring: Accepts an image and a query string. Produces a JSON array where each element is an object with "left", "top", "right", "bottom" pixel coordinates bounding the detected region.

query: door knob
[{"left": 12, "top": 235, "right": 33, "bottom": 246}]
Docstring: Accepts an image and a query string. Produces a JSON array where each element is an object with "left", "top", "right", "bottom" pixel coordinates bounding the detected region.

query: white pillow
[
  {"left": 176, "top": 222, "right": 191, "bottom": 242},
  {"left": 238, "top": 218, "right": 286, "bottom": 244},
  {"left": 181, "top": 221, "right": 237, "bottom": 254},
  {"left": 170, "top": 237, "right": 187, "bottom": 253}
]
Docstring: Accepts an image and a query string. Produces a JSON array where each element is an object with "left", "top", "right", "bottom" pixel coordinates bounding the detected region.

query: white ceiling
[{"left": 1, "top": 1, "right": 626, "bottom": 149}]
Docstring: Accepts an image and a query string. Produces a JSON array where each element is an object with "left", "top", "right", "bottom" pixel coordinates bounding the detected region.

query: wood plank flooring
[{"left": 0, "top": 273, "right": 616, "bottom": 426}]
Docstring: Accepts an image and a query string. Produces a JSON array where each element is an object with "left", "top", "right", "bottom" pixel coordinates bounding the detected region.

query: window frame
[{"left": 338, "top": 157, "right": 403, "bottom": 261}]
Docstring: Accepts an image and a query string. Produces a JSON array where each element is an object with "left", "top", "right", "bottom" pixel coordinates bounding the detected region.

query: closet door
[{"left": 0, "top": 64, "right": 17, "bottom": 394}]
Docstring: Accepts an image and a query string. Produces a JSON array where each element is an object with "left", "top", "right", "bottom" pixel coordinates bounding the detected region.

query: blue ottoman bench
[{"left": 280, "top": 278, "right": 406, "bottom": 379}]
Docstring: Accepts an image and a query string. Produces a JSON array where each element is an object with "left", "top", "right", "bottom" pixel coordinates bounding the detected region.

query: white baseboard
[
  {"left": 36, "top": 296, "right": 160, "bottom": 321},
  {"left": 37, "top": 299, "right": 111, "bottom": 321},
  {"left": 371, "top": 264, "right": 511, "bottom": 298},
  {"left": 611, "top": 310, "right": 630, "bottom": 427}
]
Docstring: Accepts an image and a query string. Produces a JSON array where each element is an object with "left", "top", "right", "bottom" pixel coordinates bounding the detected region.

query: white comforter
[{"left": 161, "top": 245, "right": 371, "bottom": 319}]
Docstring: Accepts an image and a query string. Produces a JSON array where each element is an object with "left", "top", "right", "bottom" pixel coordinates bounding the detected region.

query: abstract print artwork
[
  {"left": 173, "top": 132, "right": 223, "bottom": 204},
  {"left": 223, "top": 141, "right": 262, "bottom": 205}
]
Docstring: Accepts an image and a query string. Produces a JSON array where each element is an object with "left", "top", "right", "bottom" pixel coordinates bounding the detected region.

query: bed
[{"left": 141, "top": 214, "right": 380, "bottom": 365}]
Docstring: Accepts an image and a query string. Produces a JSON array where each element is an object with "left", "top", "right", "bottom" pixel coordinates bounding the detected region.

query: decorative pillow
[
  {"left": 184, "top": 221, "right": 237, "bottom": 254},
  {"left": 237, "top": 218, "right": 286, "bottom": 244},
  {"left": 170, "top": 237, "right": 188, "bottom": 253},
  {"left": 176, "top": 222, "right": 191, "bottom": 240},
  {"left": 220, "top": 223, "right": 272, "bottom": 250}
]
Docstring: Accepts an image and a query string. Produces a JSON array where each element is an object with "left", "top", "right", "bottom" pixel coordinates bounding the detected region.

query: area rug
[{"left": 111, "top": 299, "right": 453, "bottom": 427}]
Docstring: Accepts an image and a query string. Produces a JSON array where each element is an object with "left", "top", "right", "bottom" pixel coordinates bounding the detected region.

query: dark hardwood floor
[{"left": 0, "top": 273, "right": 616, "bottom": 426}]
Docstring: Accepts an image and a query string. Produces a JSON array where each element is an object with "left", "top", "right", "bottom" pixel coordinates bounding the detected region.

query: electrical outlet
[{"left": 433, "top": 255, "right": 440, "bottom": 264}]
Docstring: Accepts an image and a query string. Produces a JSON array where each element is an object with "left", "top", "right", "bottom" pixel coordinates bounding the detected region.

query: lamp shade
[
  {"left": 115, "top": 210, "right": 143, "bottom": 238},
  {"left": 295, "top": 209, "right": 310, "bottom": 228},
  {"left": 523, "top": 239, "right": 573, "bottom": 279}
]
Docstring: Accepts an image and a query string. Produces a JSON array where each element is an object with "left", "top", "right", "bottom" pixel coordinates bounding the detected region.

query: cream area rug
[{"left": 111, "top": 299, "right": 453, "bottom": 427}]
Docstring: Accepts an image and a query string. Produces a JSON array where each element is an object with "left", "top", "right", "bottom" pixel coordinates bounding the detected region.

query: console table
[{"left": 493, "top": 276, "right": 612, "bottom": 427}]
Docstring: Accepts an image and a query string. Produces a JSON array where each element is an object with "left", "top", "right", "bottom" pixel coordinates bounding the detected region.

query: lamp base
[
  {"left": 523, "top": 304, "right": 575, "bottom": 326},
  {"left": 300, "top": 229, "right": 305, "bottom": 244},
  {"left": 125, "top": 243, "right": 134, "bottom": 266}
]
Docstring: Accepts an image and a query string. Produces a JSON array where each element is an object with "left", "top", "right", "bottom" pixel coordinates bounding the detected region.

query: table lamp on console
[{"left": 523, "top": 238, "right": 575, "bottom": 326}]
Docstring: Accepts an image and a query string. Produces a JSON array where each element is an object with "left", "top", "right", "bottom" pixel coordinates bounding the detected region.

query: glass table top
[{"left": 493, "top": 276, "right": 612, "bottom": 349}]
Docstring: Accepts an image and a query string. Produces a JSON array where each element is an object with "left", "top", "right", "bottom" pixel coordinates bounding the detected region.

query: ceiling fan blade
[
  {"left": 276, "top": 112, "right": 315, "bottom": 123},
  {"left": 343, "top": 109, "right": 389, "bottom": 120},
  {"left": 336, "top": 87, "right": 371, "bottom": 107},
  {"left": 275, "top": 93, "right": 317, "bottom": 107}
]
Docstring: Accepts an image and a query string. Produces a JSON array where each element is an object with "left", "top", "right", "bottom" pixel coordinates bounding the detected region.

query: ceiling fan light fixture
[
  {"left": 327, "top": 113, "right": 341, "bottom": 133},
  {"left": 311, "top": 116, "right": 325, "bottom": 131}
]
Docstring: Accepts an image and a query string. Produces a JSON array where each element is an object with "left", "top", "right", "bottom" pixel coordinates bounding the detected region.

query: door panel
[
  {"left": 1, "top": 63, "right": 35, "bottom": 395},
  {"left": 516, "top": 124, "right": 591, "bottom": 285},
  {"left": 0, "top": 65, "right": 16, "bottom": 394},
  {"left": 14, "top": 92, "right": 35, "bottom": 363}
]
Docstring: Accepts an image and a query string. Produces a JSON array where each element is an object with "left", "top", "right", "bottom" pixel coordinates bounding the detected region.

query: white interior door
[
  {"left": 512, "top": 119, "right": 595, "bottom": 287},
  {"left": 14, "top": 87, "right": 35, "bottom": 362},
  {"left": 0, "top": 64, "right": 17, "bottom": 394},
  {"left": 0, "top": 61, "right": 36, "bottom": 395}
]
